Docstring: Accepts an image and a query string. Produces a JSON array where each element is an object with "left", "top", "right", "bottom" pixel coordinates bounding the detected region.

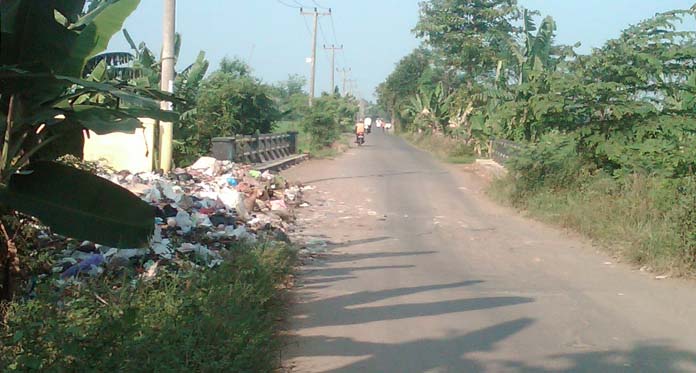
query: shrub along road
[{"left": 282, "top": 131, "right": 696, "bottom": 372}]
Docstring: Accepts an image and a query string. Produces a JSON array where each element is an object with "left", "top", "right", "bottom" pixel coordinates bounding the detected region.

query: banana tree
[
  {"left": 403, "top": 83, "right": 452, "bottom": 133},
  {"left": 507, "top": 9, "right": 557, "bottom": 85},
  {"left": 0, "top": 0, "right": 181, "bottom": 299},
  {"left": 84, "top": 29, "right": 183, "bottom": 86}
]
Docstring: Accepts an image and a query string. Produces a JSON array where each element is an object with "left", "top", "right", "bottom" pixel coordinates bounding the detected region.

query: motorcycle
[{"left": 356, "top": 132, "right": 365, "bottom": 146}]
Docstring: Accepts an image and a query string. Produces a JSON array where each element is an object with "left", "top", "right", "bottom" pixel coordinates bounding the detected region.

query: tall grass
[
  {"left": 402, "top": 132, "right": 476, "bottom": 164},
  {"left": 1, "top": 245, "right": 296, "bottom": 371},
  {"left": 490, "top": 169, "right": 696, "bottom": 275}
]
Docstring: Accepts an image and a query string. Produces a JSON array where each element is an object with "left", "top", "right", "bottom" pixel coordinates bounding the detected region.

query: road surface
[{"left": 282, "top": 131, "right": 696, "bottom": 372}]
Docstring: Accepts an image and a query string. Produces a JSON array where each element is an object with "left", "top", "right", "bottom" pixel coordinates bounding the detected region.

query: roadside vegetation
[
  {"left": 1, "top": 245, "right": 295, "bottom": 371},
  {"left": 275, "top": 93, "right": 358, "bottom": 158},
  {"left": 402, "top": 132, "right": 475, "bottom": 164},
  {"left": 376, "top": 0, "right": 696, "bottom": 274}
]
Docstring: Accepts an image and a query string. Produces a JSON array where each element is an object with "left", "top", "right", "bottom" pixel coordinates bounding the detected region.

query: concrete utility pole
[
  {"left": 323, "top": 44, "right": 343, "bottom": 93},
  {"left": 159, "top": 0, "right": 176, "bottom": 172},
  {"left": 346, "top": 78, "right": 357, "bottom": 97},
  {"left": 301, "top": 7, "right": 331, "bottom": 106},
  {"left": 338, "top": 67, "right": 351, "bottom": 95}
]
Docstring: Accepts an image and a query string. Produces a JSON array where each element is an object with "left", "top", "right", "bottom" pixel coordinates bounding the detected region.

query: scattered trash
[
  {"left": 61, "top": 253, "right": 104, "bottom": 278},
  {"left": 142, "top": 260, "right": 159, "bottom": 280},
  {"left": 270, "top": 199, "right": 287, "bottom": 211},
  {"left": 655, "top": 275, "right": 669, "bottom": 280},
  {"left": 175, "top": 210, "right": 193, "bottom": 233},
  {"left": 37, "top": 155, "right": 313, "bottom": 286}
]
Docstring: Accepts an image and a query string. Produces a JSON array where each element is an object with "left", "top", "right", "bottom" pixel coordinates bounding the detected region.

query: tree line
[{"left": 91, "top": 30, "right": 358, "bottom": 165}]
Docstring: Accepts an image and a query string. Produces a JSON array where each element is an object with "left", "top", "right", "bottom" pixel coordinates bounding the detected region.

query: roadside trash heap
[{"left": 47, "top": 156, "right": 310, "bottom": 284}]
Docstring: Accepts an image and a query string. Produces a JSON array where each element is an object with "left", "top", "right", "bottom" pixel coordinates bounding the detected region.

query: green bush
[
  {"left": 174, "top": 62, "right": 282, "bottom": 166},
  {"left": 506, "top": 132, "right": 592, "bottom": 200},
  {"left": 1, "top": 245, "right": 296, "bottom": 372},
  {"left": 301, "top": 95, "right": 357, "bottom": 150},
  {"left": 302, "top": 103, "right": 340, "bottom": 149}
]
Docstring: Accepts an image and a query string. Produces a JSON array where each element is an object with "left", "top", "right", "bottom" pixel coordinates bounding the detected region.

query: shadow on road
[
  {"left": 304, "top": 265, "right": 415, "bottom": 278},
  {"left": 293, "top": 325, "right": 696, "bottom": 372},
  {"left": 293, "top": 280, "right": 535, "bottom": 329},
  {"left": 302, "top": 170, "right": 448, "bottom": 184},
  {"left": 319, "top": 250, "right": 438, "bottom": 264},
  {"left": 295, "top": 318, "right": 535, "bottom": 372},
  {"left": 327, "top": 236, "right": 395, "bottom": 250},
  {"left": 498, "top": 341, "right": 696, "bottom": 372}
]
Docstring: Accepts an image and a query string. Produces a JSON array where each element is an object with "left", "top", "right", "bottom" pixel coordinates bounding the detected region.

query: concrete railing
[
  {"left": 211, "top": 132, "right": 305, "bottom": 170},
  {"left": 490, "top": 139, "right": 522, "bottom": 165}
]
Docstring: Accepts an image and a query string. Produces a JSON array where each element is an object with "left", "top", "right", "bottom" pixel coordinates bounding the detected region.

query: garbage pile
[{"left": 47, "top": 157, "right": 310, "bottom": 283}]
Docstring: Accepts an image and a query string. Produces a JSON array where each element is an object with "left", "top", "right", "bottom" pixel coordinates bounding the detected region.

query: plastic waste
[
  {"left": 158, "top": 180, "right": 182, "bottom": 202},
  {"left": 153, "top": 225, "right": 163, "bottom": 242},
  {"left": 44, "top": 155, "right": 309, "bottom": 282},
  {"left": 225, "top": 225, "right": 257, "bottom": 243},
  {"left": 142, "top": 260, "right": 159, "bottom": 280},
  {"left": 218, "top": 188, "right": 248, "bottom": 219},
  {"left": 270, "top": 199, "right": 287, "bottom": 211},
  {"left": 152, "top": 239, "right": 172, "bottom": 258},
  {"left": 112, "top": 249, "right": 147, "bottom": 260},
  {"left": 175, "top": 210, "right": 193, "bottom": 233},
  {"left": 143, "top": 187, "right": 162, "bottom": 203},
  {"left": 192, "top": 212, "right": 213, "bottom": 227},
  {"left": 189, "top": 156, "right": 217, "bottom": 171},
  {"left": 61, "top": 253, "right": 104, "bottom": 278}
]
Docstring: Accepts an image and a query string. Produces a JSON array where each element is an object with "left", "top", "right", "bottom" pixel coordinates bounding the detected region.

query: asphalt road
[{"left": 282, "top": 131, "right": 696, "bottom": 372}]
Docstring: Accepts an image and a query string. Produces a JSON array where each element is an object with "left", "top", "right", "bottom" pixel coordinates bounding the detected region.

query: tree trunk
[{"left": 0, "top": 220, "right": 19, "bottom": 302}]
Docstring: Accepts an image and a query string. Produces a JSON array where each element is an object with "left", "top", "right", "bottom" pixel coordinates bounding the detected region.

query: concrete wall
[{"left": 83, "top": 118, "right": 157, "bottom": 173}]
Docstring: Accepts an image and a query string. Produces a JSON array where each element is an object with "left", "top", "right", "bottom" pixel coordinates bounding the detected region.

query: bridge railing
[
  {"left": 211, "top": 132, "right": 299, "bottom": 164},
  {"left": 490, "top": 139, "right": 522, "bottom": 165}
]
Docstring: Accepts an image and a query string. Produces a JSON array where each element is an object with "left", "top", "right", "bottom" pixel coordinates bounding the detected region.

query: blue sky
[{"left": 108, "top": 0, "right": 695, "bottom": 100}]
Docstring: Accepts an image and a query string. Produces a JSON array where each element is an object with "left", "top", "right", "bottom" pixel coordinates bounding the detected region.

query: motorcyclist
[{"left": 355, "top": 120, "right": 366, "bottom": 144}]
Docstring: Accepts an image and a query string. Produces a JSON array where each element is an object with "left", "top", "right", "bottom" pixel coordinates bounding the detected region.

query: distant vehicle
[{"left": 356, "top": 132, "right": 365, "bottom": 145}]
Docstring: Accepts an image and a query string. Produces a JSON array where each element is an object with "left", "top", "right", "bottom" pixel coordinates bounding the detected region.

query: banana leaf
[{"left": 0, "top": 161, "right": 154, "bottom": 248}]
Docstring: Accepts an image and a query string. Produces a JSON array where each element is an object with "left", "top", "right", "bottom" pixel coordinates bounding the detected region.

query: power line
[
  {"left": 323, "top": 44, "right": 343, "bottom": 92},
  {"left": 276, "top": 0, "right": 300, "bottom": 9},
  {"left": 327, "top": 12, "right": 348, "bottom": 77},
  {"left": 328, "top": 13, "right": 340, "bottom": 45},
  {"left": 312, "top": 0, "right": 330, "bottom": 10},
  {"left": 317, "top": 17, "right": 332, "bottom": 65},
  {"left": 301, "top": 13, "right": 313, "bottom": 38}
]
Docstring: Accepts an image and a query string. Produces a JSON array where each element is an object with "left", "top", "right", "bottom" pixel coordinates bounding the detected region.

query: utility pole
[
  {"left": 159, "top": 0, "right": 176, "bottom": 172},
  {"left": 323, "top": 44, "right": 343, "bottom": 93},
  {"left": 301, "top": 7, "right": 331, "bottom": 106},
  {"left": 346, "top": 78, "right": 357, "bottom": 97},
  {"left": 337, "top": 67, "right": 351, "bottom": 95}
]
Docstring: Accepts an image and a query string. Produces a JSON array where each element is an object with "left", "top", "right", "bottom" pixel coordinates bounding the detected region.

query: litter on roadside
[{"left": 38, "top": 156, "right": 312, "bottom": 284}]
